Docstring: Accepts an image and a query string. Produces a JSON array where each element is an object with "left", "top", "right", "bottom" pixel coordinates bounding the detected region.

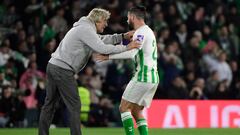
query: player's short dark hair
[{"left": 128, "top": 5, "right": 146, "bottom": 20}]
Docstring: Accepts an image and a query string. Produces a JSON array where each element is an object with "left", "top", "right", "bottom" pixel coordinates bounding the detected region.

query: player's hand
[
  {"left": 93, "top": 54, "right": 109, "bottom": 62},
  {"left": 127, "top": 40, "right": 141, "bottom": 50},
  {"left": 123, "top": 30, "right": 135, "bottom": 41}
]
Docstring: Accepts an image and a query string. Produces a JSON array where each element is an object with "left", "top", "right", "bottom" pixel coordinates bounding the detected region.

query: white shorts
[{"left": 122, "top": 80, "right": 158, "bottom": 108}]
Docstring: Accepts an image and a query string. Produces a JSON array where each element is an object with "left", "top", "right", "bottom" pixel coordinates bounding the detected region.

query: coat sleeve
[{"left": 80, "top": 27, "right": 127, "bottom": 54}]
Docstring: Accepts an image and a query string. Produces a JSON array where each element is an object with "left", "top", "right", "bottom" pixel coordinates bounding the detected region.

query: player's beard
[{"left": 128, "top": 21, "right": 134, "bottom": 30}]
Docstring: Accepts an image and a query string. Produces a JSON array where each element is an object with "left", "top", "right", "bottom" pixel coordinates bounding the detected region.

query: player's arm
[
  {"left": 94, "top": 48, "right": 139, "bottom": 62},
  {"left": 94, "top": 39, "right": 142, "bottom": 61},
  {"left": 80, "top": 28, "right": 139, "bottom": 54},
  {"left": 105, "top": 33, "right": 144, "bottom": 59},
  {"left": 98, "top": 30, "right": 134, "bottom": 44},
  {"left": 109, "top": 49, "right": 139, "bottom": 59}
]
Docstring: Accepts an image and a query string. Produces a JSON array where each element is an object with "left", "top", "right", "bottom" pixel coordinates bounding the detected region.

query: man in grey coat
[{"left": 38, "top": 8, "right": 139, "bottom": 135}]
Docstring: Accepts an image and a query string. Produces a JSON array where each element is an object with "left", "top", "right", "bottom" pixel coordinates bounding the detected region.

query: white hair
[{"left": 87, "top": 8, "right": 111, "bottom": 23}]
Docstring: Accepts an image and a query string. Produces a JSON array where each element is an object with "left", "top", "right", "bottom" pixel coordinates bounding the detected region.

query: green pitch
[{"left": 0, "top": 128, "right": 239, "bottom": 135}]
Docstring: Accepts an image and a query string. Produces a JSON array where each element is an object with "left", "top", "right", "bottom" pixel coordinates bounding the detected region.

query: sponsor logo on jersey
[{"left": 137, "top": 35, "right": 144, "bottom": 42}]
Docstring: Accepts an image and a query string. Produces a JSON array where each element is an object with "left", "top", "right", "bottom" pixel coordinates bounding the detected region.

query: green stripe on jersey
[
  {"left": 143, "top": 65, "right": 148, "bottom": 82},
  {"left": 156, "top": 71, "right": 159, "bottom": 83},
  {"left": 138, "top": 50, "right": 144, "bottom": 81},
  {"left": 151, "top": 68, "right": 155, "bottom": 83}
]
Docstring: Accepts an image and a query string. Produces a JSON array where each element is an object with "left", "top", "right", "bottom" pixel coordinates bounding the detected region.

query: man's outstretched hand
[
  {"left": 127, "top": 40, "right": 141, "bottom": 50},
  {"left": 123, "top": 30, "right": 135, "bottom": 41}
]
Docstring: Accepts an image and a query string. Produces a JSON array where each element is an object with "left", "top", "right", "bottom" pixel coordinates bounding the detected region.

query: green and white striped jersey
[{"left": 132, "top": 25, "right": 159, "bottom": 84}]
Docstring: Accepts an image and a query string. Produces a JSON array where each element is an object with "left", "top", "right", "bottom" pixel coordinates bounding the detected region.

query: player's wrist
[
  {"left": 106, "top": 55, "right": 110, "bottom": 60},
  {"left": 122, "top": 33, "right": 125, "bottom": 40},
  {"left": 108, "top": 55, "right": 112, "bottom": 60}
]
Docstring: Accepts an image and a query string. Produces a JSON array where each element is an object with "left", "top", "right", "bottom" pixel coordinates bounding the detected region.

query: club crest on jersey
[{"left": 136, "top": 35, "right": 144, "bottom": 42}]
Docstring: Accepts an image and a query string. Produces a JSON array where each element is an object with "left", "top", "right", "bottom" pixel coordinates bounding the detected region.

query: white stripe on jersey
[{"left": 131, "top": 25, "right": 159, "bottom": 83}]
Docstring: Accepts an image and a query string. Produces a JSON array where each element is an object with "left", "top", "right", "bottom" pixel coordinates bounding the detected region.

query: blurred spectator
[
  {"left": 19, "top": 61, "right": 45, "bottom": 127},
  {"left": 11, "top": 91, "right": 26, "bottom": 127},
  {"left": 182, "top": 36, "right": 202, "bottom": 67},
  {"left": 40, "top": 18, "right": 56, "bottom": 46},
  {"left": 210, "top": 5, "right": 224, "bottom": 27},
  {"left": 1, "top": 4, "right": 19, "bottom": 27},
  {"left": 235, "top": 79, "right": 240, "bottom": 99},
  {"left": 0, "top": 70, "right": 11, "bottom": 89},
  {"left": 41, "top": 0, "right": 59, "bottom": 20},
  {"left": 189, "top": 86, "right": 207, "bottom": 100},
  {"left": 0, "top": 38, "right": 29, "bottom": 68},
  {"left": 205, "top": 70, "right": 219, "bottom": 98},
  {"left": 26, "top": 34, "right": 37, "bottom": 53},
  {"left": 194, "top": 78, "right": 205, "bottom": 91},
  {"left": 0, "top": 58, "right": 18, "bottom": 81},
  {"left": 183, "top": 71, "right": 196, "bottom": 91},
  {"left": 173, "top": 23, "right": 188, "bottom": 47},
  {"left": 19, "top": 61, "right": 45, "bottom": 109},
  {"left": 24, "top": 0, "right": 41, "bottom": 16},
  {"left": 70, "top": 0, "right": 83, "bottom": 22},
  {"left": 229, "top": 60, "right": 240, "bottom": 98},
  {"left": 35, "top": 78, "right": 46, "bottom": 109},
  {"left": 202, "top": 24, "right": 213, "bottom": 41},
  {"left": 176, "top": 0, "right": 194, "bottom": 20},
  {"left": 157, "top": 27, "right": 170, "bottom": 50},
  {"left": 0, "top": 85, "right": 14, "bottom": 127},
  {"left": 228, "top": 23, "right": 239, "bottom": 59},
  {"left": 216, "top": 25, "right": 236, "bottom": 59},
  {"left": 167, "top": 76, "right": 189, "bottom": 99},
  {"left": 212, "top": 80, "right": 231, "bottom": 99},
  {"left": 187, "top": 7, "right": 205, "bottom": 35},
  {"left": 203, "top": 51, "right": 232, "bottom": 86},
  {"left": 165, "top": 4, "right": 180, "bottom": 31},
  {"left": 160, "top": 40, "right": 183, "bottom": 89},
  {"left": 227, "top": 4, "right": 240, "bottom": 26},
  {"left": 27, "top": 16, "right": 42, "bottom": 38},
  {"left": 0, "top": 85, "right": 26, "bottom": 127},
  {"left": 152, "top": 11, "right": 167, "bottom": 34},
  {"left": 0, "top": 41, "right": 11, "bottom": 66},
  {"left": 51, "top": 6, "right": 68, "bottom": 34},
  {"left": 37, "top": 38, "right": 56, "bottom": 72}
]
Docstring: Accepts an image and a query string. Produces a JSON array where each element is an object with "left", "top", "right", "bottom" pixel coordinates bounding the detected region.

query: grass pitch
[{"left": 0, "top": 128, "right": 239, "bottom": 135}]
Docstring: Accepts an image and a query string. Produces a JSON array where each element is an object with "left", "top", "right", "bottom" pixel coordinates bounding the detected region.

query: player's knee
[
  {"left": 119, "top": 104, "right": 129, "bottom": 113},
  {"left": 131, "top": 109, "right": 142, "bottom": 119},
  {"left": 119, "top": 104, "right": 125, "bottom": 113},
  {"left": 131, "top": 110, "right": 138, "bottom": 118}
]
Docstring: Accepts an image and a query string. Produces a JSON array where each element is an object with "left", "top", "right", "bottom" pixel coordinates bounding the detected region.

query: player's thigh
[
  {"left": 131, "top": 104, "right": 144, "bottom": 112},
  {"left": 119, "top": 98, "right": 144, "bottom": 112},
  {"left": 119, "top": 98, "right": 132, "bottom": 112}
]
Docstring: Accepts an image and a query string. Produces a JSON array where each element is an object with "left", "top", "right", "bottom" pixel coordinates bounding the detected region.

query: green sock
[
  {"left": 137, "top": 118, "right": 148, "bottom": 135},
  {"left": 121, "top": 112, "right": 134, "bottom": 135}
]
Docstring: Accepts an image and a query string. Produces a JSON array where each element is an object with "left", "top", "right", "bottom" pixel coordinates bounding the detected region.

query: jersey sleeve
[{"left": 132, "top": 29, "right": 146, "bottom": 50}]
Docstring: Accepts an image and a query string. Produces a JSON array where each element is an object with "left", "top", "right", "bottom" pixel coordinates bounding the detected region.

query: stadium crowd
[{"left": 0, "top": 0, "right": 240, "bottom": 128}]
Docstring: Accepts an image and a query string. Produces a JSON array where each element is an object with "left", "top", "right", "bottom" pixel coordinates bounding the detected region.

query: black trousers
[{"left": 39, "top": 63, "right": 82, "bottom": 135}]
